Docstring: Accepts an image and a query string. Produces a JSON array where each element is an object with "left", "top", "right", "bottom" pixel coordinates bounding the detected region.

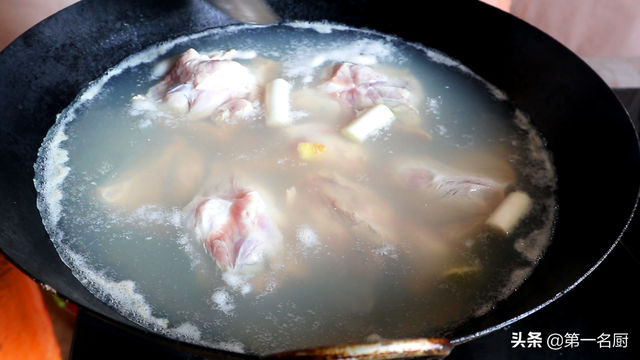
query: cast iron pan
[{"left": 1, "top": 0, "right": 639, "bottom": 358}]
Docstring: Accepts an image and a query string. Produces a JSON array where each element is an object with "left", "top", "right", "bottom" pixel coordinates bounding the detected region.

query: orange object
[{"left": 0, "top": 254, "right": 61, "bottom": 360}]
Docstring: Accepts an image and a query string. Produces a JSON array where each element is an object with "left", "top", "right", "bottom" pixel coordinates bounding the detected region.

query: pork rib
[
  {"left": 146, "top": 48, "right": 257, "bottom": 120},
  {"left": 184, "top": 183, "right": 282, "bottom": 273},
  {"left": 320, "top": 63, "right": 422, "bottom": 125},
  {"left": 395, "top": 157, "right": 513, "bottom": 224}
]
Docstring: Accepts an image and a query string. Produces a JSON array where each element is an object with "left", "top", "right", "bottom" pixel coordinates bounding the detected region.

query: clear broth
[{"left": 35, "top": 23, "right": 557, "bottom": 354}]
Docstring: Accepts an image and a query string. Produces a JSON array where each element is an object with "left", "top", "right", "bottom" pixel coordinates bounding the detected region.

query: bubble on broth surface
[
  {"left": 514, "top": 198, "right": 557, "bottom": 263},
  {"left": 296, "top": 225, "right": 320, "bottom": 250},
  {"left": 282, "top": 38, "right": 399, "bottom": 80},
  {"left": 35, "top": 21, "right": 557, "bottom": 354},
  {"left": 63, "top": 249, "right": 209, "bottom": 345},
  {"left": 212, "top": 290, "right": 236, "bottom": 315},
  {"left": 371, "top": 244, "right": 398, "bottom": 259}
]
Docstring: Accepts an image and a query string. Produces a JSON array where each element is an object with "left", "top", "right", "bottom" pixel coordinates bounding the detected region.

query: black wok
[{"left": 1, "top": 0, "right": 639, "bottom": 358}]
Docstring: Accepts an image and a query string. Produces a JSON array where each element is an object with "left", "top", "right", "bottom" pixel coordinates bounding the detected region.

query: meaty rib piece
[
  {"left": 98, "top": 137, "right": 205, "bottom": 209},
  {"left": 305, "top": 172, "right": 396, "bottom": 246},
  {"left": 291, "top": 88, "right": 356, "bottom": 127},
  {"left": 395, "top": 157, "right": 513, "bottom": 224},
  {"left": 320, "top": 63, "right": 422, "bottom": 125},
  {"left": 143, "top": 48, "right": 257, "bottom": 121},
  {"left": 183, "top": 182, "right": 282, "bottom": 273},
  {"left": 321, "top": 63, "right": 387, "bottom": 98},
  {"left": 211, "top": 98, "right": 255, "bottom": 125}
]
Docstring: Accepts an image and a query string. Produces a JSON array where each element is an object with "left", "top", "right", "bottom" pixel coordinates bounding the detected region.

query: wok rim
[{"left": 0, "top": 0, "right": 639, "bottom": 356}]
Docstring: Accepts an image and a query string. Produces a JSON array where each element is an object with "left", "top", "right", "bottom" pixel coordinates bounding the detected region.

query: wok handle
[{"left": 262, "top": 338, "right": 453, "bottom": 360}]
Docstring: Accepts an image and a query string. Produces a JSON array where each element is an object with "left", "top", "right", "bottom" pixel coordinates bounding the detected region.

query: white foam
[
  {"left": 282, "top": 38, "right": 397, "bottom": 80},
  {"left": 514, "top": 199, "right": 557, "bottom": 263},
  {"left": 222, "top": 272, "right": 253, "bottom": 295},
  {"left": 97, "top": 162, "right": 113, "bottom": 175},
  {"left": 60, "top": 250, "right": 207, "bottom": 346},
  {"left": 296, "top": 224, "right": 320, "bottom": 249},
  {"left": 166, "top": 322, "right": 202, "bottom": 342},
  {"left": 213, "top": 49, "right": 257, "bottom": 60},
  {"left": 212, "top": 290, "right": 236, "bottom": 315},
  {"left": 372, "top": 243, "right": 398, "bottom": 259},
  {"left": 286, "top": 20, "right": 356, "bottom": 34},
  {"left": 214, "top": 340, "right": 246, "bottom": 354},
  {"left": 290, "top": 110, "right": 310, "bottom": 122},
  {"left": 138, "top": 118, "right": 153, "bottom": 129},
  {"left": 128, "top": 205, "right": 183, "bottom": 228},
  {"left": 176, "top": 232, "right": 203, "bottom": 270},
  {"left": 513, "top": 109, "right": 557, "bottom": 189},
  {"left": 151, "top": 58, "right": 175, "bottom": 79},
  {"left": 426, "top": 97, "right": 442, "bottom": 115},
  {"left": 34, "top": 128, "right": 70, "bottom": 227}
]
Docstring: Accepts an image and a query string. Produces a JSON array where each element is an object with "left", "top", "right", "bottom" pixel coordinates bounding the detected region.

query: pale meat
[
  {"left": 394, "top": 157, "right": 513, "bottom": 224},
  {"left": 291, "top": 88, "right": 355, "bottom": 127},
  {"left": 320, "top": 63, "right": 422, "bottom": 125},
  {"left": 143, "top": 48, "right": 257, "bottom": 120},
  {"left": 98, "top": 137, "right": 205, "bottom": 209},
  {"left": 183, "top": 182, "right": 282, "bottom": 274},
  {"left": 304, "top": 172, "right": 396, "bottom": 246},
  {"left": 245, "top": 57, "right": 281, "bottom": 87},
  {"left": 211, "top": 99, "right": 255, "bottom": 125}
]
